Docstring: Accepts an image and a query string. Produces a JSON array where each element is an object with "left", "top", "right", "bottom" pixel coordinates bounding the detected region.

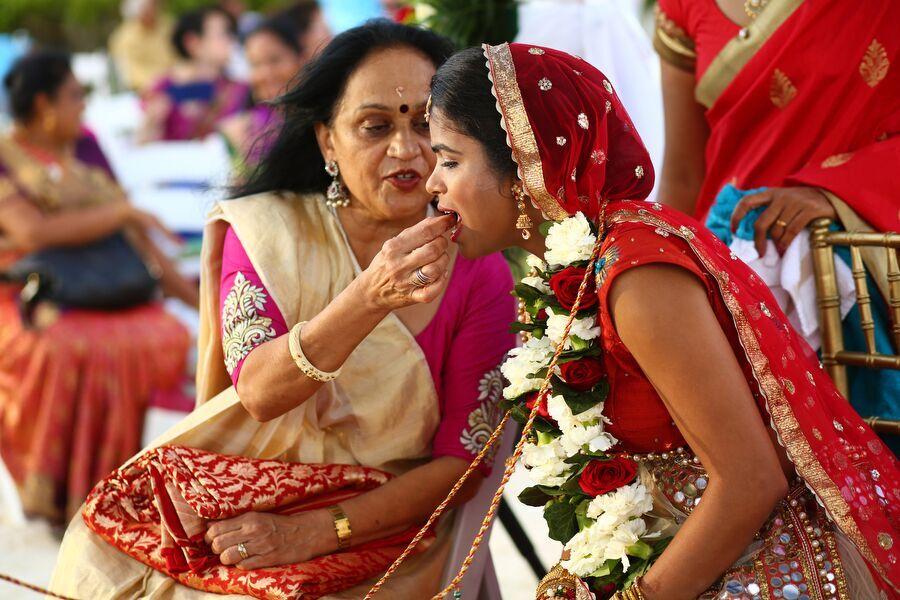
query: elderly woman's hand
[
  {"left": 729, "top": 186, "right": 836, "bottom": 256},
  {"left": 205, "top": 509, "right": 336, "bottom": 570},
  {"left": 361, "top": 214, "right": 454, "bottom": 310}
]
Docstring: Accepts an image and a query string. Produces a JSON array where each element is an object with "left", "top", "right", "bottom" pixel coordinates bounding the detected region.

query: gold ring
[
  {"left": 237, "top": 542, "right": 250, "bottom": 560},
  {"left": 775, "top": 219, "right": 788, "bottom": 228}
]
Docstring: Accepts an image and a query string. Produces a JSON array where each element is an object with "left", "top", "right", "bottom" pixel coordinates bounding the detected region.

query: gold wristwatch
[{"left": 328, "top": 504, "right": 352, "bottom": 550}]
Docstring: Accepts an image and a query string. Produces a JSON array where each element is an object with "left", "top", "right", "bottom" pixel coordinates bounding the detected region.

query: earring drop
[
  {"left": 512, "top": 183, "right": 533, "bottom": 240},
  {"left": 324, "top": 160, "right": 350, "bottom": 208}
]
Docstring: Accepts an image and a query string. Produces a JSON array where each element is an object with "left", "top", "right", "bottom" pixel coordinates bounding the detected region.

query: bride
[{"left": 423, "top": 43, "right": 899, "bottom": 599}]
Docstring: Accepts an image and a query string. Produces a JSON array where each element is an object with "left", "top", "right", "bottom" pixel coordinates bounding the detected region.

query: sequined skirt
[{"left": 634, "top": 450, "right": 879, "bottom": 600}]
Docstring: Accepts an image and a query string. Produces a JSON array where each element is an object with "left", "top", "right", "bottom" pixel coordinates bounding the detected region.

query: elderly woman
[
  {"left": 50, "top": 21, "right": 516, "bottom": 599},
  {"left": 0, "top": 51, "right": 194, "bottom": 522}
]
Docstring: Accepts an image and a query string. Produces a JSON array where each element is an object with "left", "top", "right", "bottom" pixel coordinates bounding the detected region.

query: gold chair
[{"left": 809, "top": 218, "right": 900, "bottom": 436}]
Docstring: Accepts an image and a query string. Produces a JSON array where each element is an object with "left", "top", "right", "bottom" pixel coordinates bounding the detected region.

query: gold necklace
[{"left": 744, "top": 0, "right": 770, "bottom": 19}]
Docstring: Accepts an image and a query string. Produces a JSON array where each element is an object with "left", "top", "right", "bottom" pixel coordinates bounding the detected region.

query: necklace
[{"left": 744, "top": 0, "right": 770, "bottom": 19}]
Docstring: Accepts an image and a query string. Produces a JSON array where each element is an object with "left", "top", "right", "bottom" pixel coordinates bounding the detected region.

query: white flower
[
  {"left": 544, "top": 213, "right": 596, "bottom": 267},
  {"left": 587, "top": 482, "right": 654, "bottom": 522},
  {"left": 603, "top": 519, "right": 647, "bottom": 570},
  {"left": 561, "top": 524, "right": 611, "bottom": 576},
  {"left": 546, "top": 395, "right": 617, "bottom": 457},
  {"left": 526, "top": 254, "right": 548, "bottom": 271},
  {"left": 545, "top": 307, "right": 601, "bottom": 349},
  {"left": 500, "top": 336, "right": 553, "bottom": 399},
  {"left": 521, "top": 276, "right": 551, "bottom": 295},
  {"left": 522, "top": 439, "right": 572, "bottom": 487}
]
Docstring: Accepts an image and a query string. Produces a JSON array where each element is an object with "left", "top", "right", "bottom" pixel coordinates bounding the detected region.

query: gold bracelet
[
  {"left": 288, "top": 321, "right": 342, "bottom": 382},
  {"left": 328, "top": 504, "right": 352, "bottom": 550},
  {"left": 617, "top": 576, "right": 647, "bottom": 600}
]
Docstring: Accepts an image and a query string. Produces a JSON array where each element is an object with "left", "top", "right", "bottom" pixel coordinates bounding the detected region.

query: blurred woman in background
[
  {"left": 0, "top": 50, "right": 195, "bottom": 522},
  {"left": 139, "top": 6, "right": 248, "bottom": 142},
  {"left": 219, "top": 17, "right": 305, "bottom": 175}
]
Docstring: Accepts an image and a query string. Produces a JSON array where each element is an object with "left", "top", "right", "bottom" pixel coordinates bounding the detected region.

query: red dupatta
[
  {"left": 484, "top": 42, "right": 900, "bottom": 594},
  {"left": 694, "top": 0, "right": 900, "bottom": 232}
]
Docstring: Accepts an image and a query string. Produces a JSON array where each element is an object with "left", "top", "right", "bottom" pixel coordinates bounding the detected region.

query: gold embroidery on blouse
[
  {"left": 821, "top": 153, "right": 854, "bottom": 168},
  {"left": 653, "top": 7, "right": 697, "bottom": 72},
  {"left": 595, "top": 245, "right": 620, "bottom": 289},
  {"left": 221, "top": 272, "right": 277, "bottom": 376},
  {"left": 460, "top": 367, "right": 504, "bottom": 464},
  {"left": 770, "top": 69, "right": 797, "bottom": 108},
  {"left": 860, "top": 39, "right": 889, "bottom": 88}
]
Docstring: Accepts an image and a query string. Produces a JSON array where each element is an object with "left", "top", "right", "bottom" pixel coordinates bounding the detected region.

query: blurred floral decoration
[{"left": 401, "top": 0, "right": 518, "bottom": 50}]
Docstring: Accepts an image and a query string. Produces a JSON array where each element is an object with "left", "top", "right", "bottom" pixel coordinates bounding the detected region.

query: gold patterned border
[
  {"left": 695, "top": 0, "right": 804, "bottom": 108},
  {"left": 653, "top": 7, "right": 697, "bottom": 72},
  {"left": 483, "top": 43, "right": 568, "bottom": 221},
  {"left": 606, "top": 206, "right": 897, "bottom": 593}
]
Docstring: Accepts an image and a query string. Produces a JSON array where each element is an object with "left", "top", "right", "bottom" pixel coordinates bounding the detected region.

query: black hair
[
  {"left": 233, "top": 19, "right": 454, "bottom": 199},
  {"left": 277, "top": 0, "right": 321, "bottom": 39},
  {"left": 246, "top": 16, "right": 303, "bottom": 55},
  {"left": 430, "top": 46, "right": 515, "bottom": 179},
  {"left": 2, "top": 50, "right": 73, "bottom": 122},
  {"left": 172, "top": 6, "right": 235, "bottom": 60}
]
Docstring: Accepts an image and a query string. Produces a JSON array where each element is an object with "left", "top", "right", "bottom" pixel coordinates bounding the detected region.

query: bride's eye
[{"left": 441, "top": 160, "right": 458, "bottom": 169}]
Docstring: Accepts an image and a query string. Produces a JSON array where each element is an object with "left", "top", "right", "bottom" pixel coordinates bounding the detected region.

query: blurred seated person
[
  {"left": 109, "top": 0, "right": 177, "bottom": 92},
  {"left": 219, "top": 17, "right": 305, "bottom": 174},
  {"left": 0, "top": 51, "right": 197, "bottom": 522},
  {"left": 277, "top": 0, "right": 332, "bottom": 62},
  {"left": 138, "top": 6, "right": 249, "bottom": 142},
  {"left": 219, "top": 0, "right": 263, "bottom": 39}
]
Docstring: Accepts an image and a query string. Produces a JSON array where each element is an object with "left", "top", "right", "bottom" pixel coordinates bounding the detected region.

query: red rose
[
  {"left": 578, "top": 457, "right": 638, "bottom": 497},
  {"left": 525, "top": 392, "right": 554, "bottom": 424},
  {"left": 558, "top": 358, "right": 605, "bottom": 391},
  {"left": 549, "top": 266, "right": 598, "bottom": 311}
]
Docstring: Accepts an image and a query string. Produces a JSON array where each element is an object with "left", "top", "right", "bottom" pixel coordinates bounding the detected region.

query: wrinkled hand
[
  {"left": 730, "top": 186, "right": 835, "bottom": 257},
  {"left": 361, "top": 214, "right": 454, "bottom": 310},
  {"left": 205, "top": 509, "right": 335, "bottom": 570}
]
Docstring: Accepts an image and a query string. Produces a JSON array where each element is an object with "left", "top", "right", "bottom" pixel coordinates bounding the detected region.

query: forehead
[
  {"left": 340, "top": 47, "right": 435, "bottom": 107},
  {"left": 429, "top": 109, "right": 479, "bottom": 150}
]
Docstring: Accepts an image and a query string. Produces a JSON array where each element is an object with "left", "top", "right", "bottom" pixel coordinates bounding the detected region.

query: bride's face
[{"left": 426, "top": 108, "right": 523, "bottom": 259}]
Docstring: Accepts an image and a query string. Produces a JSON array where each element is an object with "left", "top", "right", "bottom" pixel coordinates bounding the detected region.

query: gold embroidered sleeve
[
  {"left": 221, "top": 271, "right": 277, "bottom": 376},
  {"left": 653, "top": 7, "right": 697, "bottom": 72}
]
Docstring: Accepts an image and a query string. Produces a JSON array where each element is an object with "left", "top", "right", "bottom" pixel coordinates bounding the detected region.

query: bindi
[{"left": 399, "top": 104, "right": 409, "bottom": 113}]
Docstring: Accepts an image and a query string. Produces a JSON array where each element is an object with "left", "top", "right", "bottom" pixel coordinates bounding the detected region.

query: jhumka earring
[
  {"left": 324, "top": 160, "right": 350, "bottom": 208},
  {"left": 512, "top": 182, "right": 533, "bottom": 240}
]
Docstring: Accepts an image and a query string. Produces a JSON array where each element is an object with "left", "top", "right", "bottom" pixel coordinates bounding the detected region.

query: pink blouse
[{"left": 219, "top": 226, "right": 516, "bottom": 469}]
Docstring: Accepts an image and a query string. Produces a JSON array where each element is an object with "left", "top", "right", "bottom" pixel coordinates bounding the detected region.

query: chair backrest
[
  {"left": 440, "top": 420, "right": 517, "bottom": 598},
  {"left": 809, "top": 218, "right": 900, "bottom": 435}
]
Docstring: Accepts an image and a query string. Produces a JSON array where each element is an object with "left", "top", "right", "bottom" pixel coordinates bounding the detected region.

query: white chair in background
[
  {"left": 0, "top": 456, "right": 24, "bottom": 526},
  {"left": 441, "top": 422, "right": 517, "bottom": 599}
]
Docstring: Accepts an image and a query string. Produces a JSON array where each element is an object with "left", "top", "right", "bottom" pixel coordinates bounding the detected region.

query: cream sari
[{"left": 51, "top": 193, "right": 454, "bottom": 599}]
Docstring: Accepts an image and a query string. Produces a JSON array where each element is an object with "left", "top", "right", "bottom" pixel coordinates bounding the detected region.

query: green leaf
[
  {"left": 514, "top": 283, "right": 547, "bottom": 301},
  {"left": 543, "top": 501, "right": 578, "bottom": 543},
  {"left": 518, "top": 486, "right": 553, "bottom": 507},
  {"left": 509, "top": 322, "right": 539, "bottom": 334},
  {"left": 626, "top": 540, "right": 654, "bottom": 560},
  {"left": 588, "top": 559, "right": 620, "bottom": 579},
  {"left": 536, "top": 431, "right": 557, "bottom": 446},
  {"left": 538, "top": 220, "right": 555, "bottom": 238}
]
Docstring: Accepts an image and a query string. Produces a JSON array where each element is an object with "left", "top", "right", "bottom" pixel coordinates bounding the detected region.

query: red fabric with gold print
[{"left": 83, "top": 445, "right": 432, "bottom": 599}]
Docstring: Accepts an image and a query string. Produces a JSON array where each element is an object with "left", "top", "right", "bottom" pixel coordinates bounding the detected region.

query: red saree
[
  {"left": 659, "top": 0, "right": 899, "bottom": 232},
  {"left": 481, "top": 42, "right": 900, "bottom": 597}
]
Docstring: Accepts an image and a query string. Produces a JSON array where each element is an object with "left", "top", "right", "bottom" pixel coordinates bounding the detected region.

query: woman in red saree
[
  {"left": 653, "top": 0, "right": 900, "bottom": 427},
  {"left": 425, "top": 42, "right": 899, "bottom": 598}
]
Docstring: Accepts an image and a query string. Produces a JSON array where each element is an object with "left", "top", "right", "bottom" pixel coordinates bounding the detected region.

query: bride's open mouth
[{"left": 438, "top": 206, "right": 463, "bottom": 241}]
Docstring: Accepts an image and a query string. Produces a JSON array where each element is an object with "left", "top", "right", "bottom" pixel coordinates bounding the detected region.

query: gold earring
[{"left": 512, "top": 183, "right": 533, "bottom": 240}]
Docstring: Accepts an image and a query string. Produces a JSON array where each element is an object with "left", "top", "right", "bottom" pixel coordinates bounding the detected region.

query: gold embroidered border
[
  {"left": 606, "top": 206, "right": 895, "bottom": 591},
  {"left": 483, "top": 43, "right": 568, "bottom": 222},
  {"left": 653, "top": 7, "right": 697, "bottom": 72},
  {"left": 695, "top": 0, "right": 804, "bottom": 108}
]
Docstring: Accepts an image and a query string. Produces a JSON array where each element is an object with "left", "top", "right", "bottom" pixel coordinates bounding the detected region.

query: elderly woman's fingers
[
  {"left": 205, "top": 518, "right": 245, "bottom": 545},
  {"left": 408, "top": 270, "right": 449, "bottom": 304},
  {"left": 405, "top": 235, "right": 449, "bottom": 268},
  {"left": 391, "top": 214, "right": 454, "bottom": 254},
  {"left": 208, "top": 527, "right": 251, "bottom": 555},
  {"left": 413, "top": 253, "right": 451, "bottom": 286}
]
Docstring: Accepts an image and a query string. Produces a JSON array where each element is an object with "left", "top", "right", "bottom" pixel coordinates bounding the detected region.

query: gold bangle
[
  {"left": 618, "top": 576, "right": 648, "bottom": 600},
  {"left": 288, "top": 321, "right": 342, "bottom": 382},
  {"left": 328, "top": 504, "right": 352, "bottom": 550}
]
